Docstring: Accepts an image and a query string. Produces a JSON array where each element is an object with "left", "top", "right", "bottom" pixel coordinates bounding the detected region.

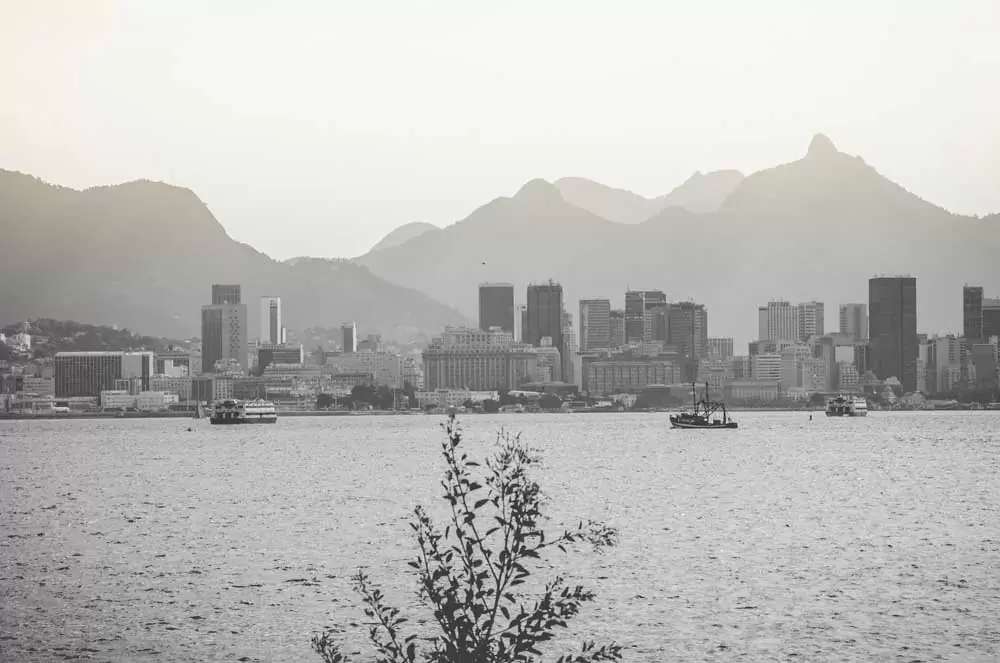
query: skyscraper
[
  {"left": 260, "top": 296, "right": 282, "bottom": 344},
  {"left": 757, "top": 300, "right": 798, "bottom": 342},
  {"left": 625, "top": 290, "right": 666, "bottom": 343},
  {"left": 869, "top": 276, "right": 917, "bottom": 392},
  {"left": 839, "top": 303, "right": 868, "bottom": 341},
  {"left": 202, "top": 285, "right": 248, "bottom": 374},
  {"left": 342, "top": 322, "right": 358, "bottom": 353},
  {"left": 984, "top": 298, "right": 1000, "bottom": 339},
  {"left": 609, "top": 310, "right": 626, "bottom": 349},
  {"left": 55, "top": 351, "right": 154, "bottom": 398},
  {"left": 579, "top": 299, "right": 611, "bottom": 351},
  {"left": 963, "top": 285, "right": 984, "bottom": 341},
  {"left": 666, "top": 302, "right": 708, "bottom": 359},
  {"left": 526, "top": 281, "right": 563, "bottom": 351},
  {"left": 478, "top": 283, "right": 515, "bottom": 333},
  {"left": 796, "top": 301, "right": 824, "bottom": 341}
]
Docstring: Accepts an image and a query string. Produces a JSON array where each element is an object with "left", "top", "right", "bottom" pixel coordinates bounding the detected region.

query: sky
[{"left": 2, "top": 1, "right": 998, "bottom": 259}]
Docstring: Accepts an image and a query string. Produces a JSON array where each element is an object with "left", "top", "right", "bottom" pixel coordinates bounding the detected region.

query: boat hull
[
  {"left": 824, "top": 411, "right": 868, "bottom": 417},
  {"left": 670, "top": 416, "right": 738, "bottom": 430},
  {"left": 210, "top": 417, "right": 277, "bottom": 425}
]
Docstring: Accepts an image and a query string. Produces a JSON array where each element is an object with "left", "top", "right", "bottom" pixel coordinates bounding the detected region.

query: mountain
[
  {"left": 0, "top": 171, "right": 470, "bottom": 341},
  {"left": 366, "top": 222, "right": 440, "bottom": 254},
  {"left": 555, "top": 170, "right": 744, "bottom": 224},
  {"left": 356, "top": 135, "right": 1000, "bottom": 346}
]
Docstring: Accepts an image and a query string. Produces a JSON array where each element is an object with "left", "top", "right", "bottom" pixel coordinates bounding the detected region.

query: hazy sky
[{"left": 2, "top": 1, "right": 998, "bottom": 259}]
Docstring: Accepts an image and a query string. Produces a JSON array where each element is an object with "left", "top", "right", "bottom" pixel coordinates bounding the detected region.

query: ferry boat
[
  {"left": 825, "top": 394, "right": 869, "bottom": 417},
  {"left": 670, "top": 382, "right": 738, "bottom": 430},
  {"left": 210, "top": 399, "right": 278, "bottom": 424}
]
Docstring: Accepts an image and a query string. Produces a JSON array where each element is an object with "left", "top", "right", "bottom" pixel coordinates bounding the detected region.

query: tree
[
  {"left": 482, "top": 399, "right": 500, "bottom": 414},
  {"left": 807, "top": 392, "right": 826, "bottom": 408},
  {"left": 538, "top": 393, "right": 563, "bottom": 410},
  {"left": 317, "top": 393, "right": 336, "bottom": 410},
  {"left": 312, "top": 416, "right": 621, "bottom": 663}
]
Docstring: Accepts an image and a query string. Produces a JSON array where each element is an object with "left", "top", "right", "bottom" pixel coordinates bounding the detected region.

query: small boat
[
  {"left": 825, "top": 394, "right": 869, "bottom": 417},
  {"left": 210, "top": 399, "right": 278, "bottom": 424},
  {"left": 670, "top": 382, "right": 738, "bottom": 430}
]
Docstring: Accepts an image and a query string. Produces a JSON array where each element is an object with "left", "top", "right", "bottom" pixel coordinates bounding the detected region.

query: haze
[{"left": 2, "top": 1, "right": 998, "bottom": 259}]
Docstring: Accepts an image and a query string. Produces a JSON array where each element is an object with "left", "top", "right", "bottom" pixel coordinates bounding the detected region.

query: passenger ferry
[
  {"left": 210, "top": 399, "right": 278, "bottom": 424},
  {"left": 825, "top": 394, "right": 869, "bottom": 417}
]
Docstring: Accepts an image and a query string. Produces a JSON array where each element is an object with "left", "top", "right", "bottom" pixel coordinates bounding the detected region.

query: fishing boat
[
  {"left": 209, "top": 399, "right": 278, "bottom": 424},
  {"left": 670, "top": 382, "right": 738, "bottom": 429},
  {"left": 825, "top": 394, "right": 868, "bottom": 417}
]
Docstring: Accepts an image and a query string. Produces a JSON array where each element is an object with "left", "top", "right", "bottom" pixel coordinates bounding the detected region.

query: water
[{"left": 1, "top": 413, "right": 998, "bottom": 662}]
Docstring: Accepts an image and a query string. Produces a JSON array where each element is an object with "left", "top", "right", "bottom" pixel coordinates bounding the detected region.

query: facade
[
  {"left": 983, "top": 298, "right": 1000, "bottom": 339},
  {"left": 323, "top": 351, "right": 403, "bottom": 387},
  {"left": 839, "top": 303, "right": 869, "bottom": 341},
  {"left": 155, "top": 350, "right": 191, "bottom": 377},
  {"left": 55, "top": 351, "right": 153, "bottom": 398},
  {"left": 479, "top": 283, "right": 515, "bottom": 333},
  {"left": 149, "top": 375, "right": 193, "bottom": 401},
  {"left": 525, "top": 281, "right": 563, "bottom": 351},
  {"left": 257, "top": 343, "right": 305, "bottom": 374},
  {"left": 666, "top": 302, "right": 708, "bottom": 359},
  {"left": 963, "top": 286, "right": 984, "bottom": 341},
  {"left": 341, "top": 322, "right": 357, "bottom": 353},
  {"left": 609, "top": 310, "right": 626, "bottom": 349},
  {"left": 582, "top": 354, "right": 681, "bottom": 397},
  {"left": 579, "top": 299, "right": 611, "bottom": 351},
  {"left": 837, "top": 361, "right": 860, "bottom": 390},
  {"left": 202, "top": 284, "right": 248, "bottom": 374},
  {"left": 797, "top": 301, "right": 825, "bottom": 341},
  {"left": 869, "top": 276, "right": 918, "bottom": 392},
  {"left": 561, "top": 312, "right": 576, "bottom": 385},
  {"left": 758, "top": 300, "right": 798, "bottom": 342},
  {"left": 708, "top": 337, "right": 734, "bottom": 359},
  {"left": 751, "top": 353, "right": 782, "bottom": 382},
  {"left": 260, "top": 296, "right": 282, "bottom": 344},
  {"left": 422, "top": 327, "right": 540, "bottom": 391},
  {"left": 970, "top": 343, "right": 998, "bottom": 389},
  {"left": 212, "top": 284, "right": 241, "bottom": 305},
  {"left": 416, "top": 390, "right": 500, "bottom": 408},
  {"left": 726, "top": 380, "right": 780, "bottom": 403},
  {"left": 625, "top": 290, "right": 666, "bottom": 343}
]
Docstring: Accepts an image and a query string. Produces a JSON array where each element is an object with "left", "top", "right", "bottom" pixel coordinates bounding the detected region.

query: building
[
  {"left": 323, "top": 351, "right": 403, "bottom": 387},
  {"left": 155, "top": 350, "right": 192, "bottom": 377},
  {"left": 533, "top": 340, "right": 562, "bottom": 383},
  {"left": 257, "top": 343, "right": 305, "bottom": 374},
  {"left": 963, "top": 286, "right": 984, "bottom": 341},
  {"left": 970, "top": 343, "right": 998, "bottom": 390},
  {"left": 260, "top": 296, "right": 282, "bottom": 344},
  {"left": 837, "top": 361, "right": 860, "bottom": 390},
  {"left": 202, "top": 285, "right": 248, "bottom": 374},
  {"left": 341, "top": 322, "right": 357, "bottom": 353},
  {"left": 212, "top": 284, "right": 241, "bottom": 305},
  {"left": 779, "top": 344, "right": 813, "bottom": 389},
  {"left": 582, "top": 354, "right": 681, "bottom": 397},
  {"left": 751, "top": 353, "right": 782, "bottom": 382},
  {"left": 422, "top": 327, "right": 540, "bottom": 391},
  {"left": 55, "top": 351, "right": 154, "bottom": 398},
  {"left": 609, "top": 310, "right": 626, "bottom": 349},
  {"left": 21, "top": 376, "right": 55, "bottom": 398},
  {"left": 416, "top": 390, "right": 500, "bottom": 409},
  {"left": 984, "top": 298, "right": 1000, "bottom": 339},
  {"left": 758, "top": 301, "right": 798, "bottom": 342},
  {"left": 708, "top": 337, "right": 734, "bottom": 359},
  {"left": 726, "top": 380, "right": 780, "bottom": 403},
  {"left": 839, "top": 303, "right": 869, "bottom": 341},
  {"left": 799, "top": 359, "right": 829, "bottom": 392},
  {"left": 869, "top": 276, "right": 918, "bottom": 392},
  {"left": 479, "top": 283, "right": 515, "bottom": 334},
  {"left": 149, "top": 375, "right": 193, "bottom": 401},
  {"left": 797, "top": 301, "right": 824, "bottom": 341},
  {"left": 625, "top": 290, "right": 666, "bottom": 343},
  {"left": 526, "top": 281, "right": 563, "bottom": 351},
  {"left": 666, "top": 302, "right": 708, "bottom": 359},
  {"left": 579, "top": 299, "right": 611, "bottom": 351},
  {"left": 561, "top": 312, "right": 576, "bottom": 385}
]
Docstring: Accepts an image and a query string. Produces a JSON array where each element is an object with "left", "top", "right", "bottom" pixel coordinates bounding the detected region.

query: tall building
[
  {"left": 708, "top": 337, "right": 734, "bottom": 359},
  {"left": 561, "top": 311, "right": 576, "bottom": 384},
  {"left": 869, "top": 276, "right": 918, "bottom": 392},
  {"left": 526, "top": 281, "right": 563, "bottom": 351},
  {"left": 55, "top": 351, "right": 154, "bottom": 398},
  {"left": 260, "top": 296, "right": 282, "bottom": 344},
  {"left": 609, "top": 310, "right": 626, "bottom": 349},
  {"left": 982, "top": 298, "right": 1000, "bottom": 339},
  {"left": 202, "top": 285, "right": 248, "bottom": 374},
  {"left": 212, "top": 284, "right": 241, "bottom": 305},
  {"left": 797, "top": 301, "right": 824, "bottom": 341},
  {"left": 963, "top": 286, "right": 984, "bottom": 341},
  {"left": 579, "top": 299, "right": 611, "bottom": 351},
  {"left": 341, "top": 322, "right": 358, "bottom": 353},
  {"left": 758, "top": 300, "right": 798, "bottom": 342},
  {"left": 478, "top": 283, "right": 515, "bottom": 333},
  {"left": 422, "top": 327, "right": 539, "bottom": 391},
  {"left": 666, "top": 302, "right": 709, "bottom": 359},
  {"left": 625, "top": 290, "right": 666, "bottom": 343},
  {"left": 839, "top": 303, "right": 868, "bottom": 341}
]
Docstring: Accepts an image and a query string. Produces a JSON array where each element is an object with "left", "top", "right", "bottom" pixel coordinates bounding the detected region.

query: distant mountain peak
[
  {"left": 366, "top": 221, "right": 440, "bottom": 255},
  {"left": 807, "top": 133, "right": 838, "bottom": 159},
  {"left": 514, "top": 179, "right": 564, "bottom": 205}
]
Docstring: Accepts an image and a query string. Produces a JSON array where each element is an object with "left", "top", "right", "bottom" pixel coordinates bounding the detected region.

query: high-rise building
[
  {"left": 579, "top": 299, "right": 611, "bottom": 351},
  {"left": 55, "top": 351, "right": 154, "bottom": 398},
  {"left": 869, "top": 276, "right": 918, "bottom": 392},
  {"left": 839, "top": 303, "right": 868, "bottom": 341},
  {"left": 982, "top": 298, "right": 1000, "bottom": 339},
  {"left": 212, "top": 284, "right": 241, "bottom": 305},
  {"left": 758, "top": 300, "right": 798, "bottom": 342},
  {"left": 963, "top": 286, "right": 984, "bottom": 341},
  {"left": 478, "top": 283, "right": 515, "bottom": 333},
  {"left": 526, "top": 281, "right": 563, "bottom": 351},
  {"left": 609, "top": 310, "right": 626, "bottom": 348},
  {"left": 708, "top": 337, "right": 734, "bottom": 359},
  {"left": 561, "top": 311, "right": 576, "bottom": 385},
  {"left": 202, "top": 286, "right": 248, "bottom": 374},
  {"left": 625, "top": 290, "right": 666, "bottom": 343},
  {"left": 341, "top": 322, "right": 358, "bottom": 353},
  {"left": 260, "top": 296, "right": 282, "bottom": 344},
  {"left": 666, "top": 302, "right": 708, "bottom": 359},
  {"left": 797, "top": 301, "right": 824, "bottom": 341}
]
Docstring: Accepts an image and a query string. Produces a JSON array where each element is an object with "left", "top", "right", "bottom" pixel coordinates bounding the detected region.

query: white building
[
  {"left": 758, "top": 301, "right": 799, "bottom": 342},
  {"left": 797, "top": 301, "right": 824, "bottom": 341},
  {"left": 839, "top": 303, "right": 868, "bottom": 341},
  {"left": 136, "top": 391, "right": 178, "bottom": 411},
  {"left": 752, "top": 353, "right": 782, "bottom": 382},
  {"left": 416, "top": 389, "right": 499, "bottom": 408}
]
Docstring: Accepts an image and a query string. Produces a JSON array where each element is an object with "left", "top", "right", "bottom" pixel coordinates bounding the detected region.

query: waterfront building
[
  {"left": 479, "top": 283, "right": 515, "bottom": 333},
  {"left": 839, "top": 303, "right": 869, "bottom": 341},
  {"left": 256, "top": 343, "right": 305, "bottom": 374},
  {"left": 581, "top": 353, "right": 681, "bottom": 397},
  {"left": 322, "top": 351, "right": 403, "bottom": 387},
  {"left": 341, "top": 322, "right": 357, "bottom": 353},
  {"left": 260, "top": 296, "right": 282, "bottom": 344},
  {"left": 797, "top": 301, "right": 825, "bottom": 341},
  {"left": 416, "top": 390, "right": 500, "bottom": 409},
  {"left": 579, "top": 299, "right": 611, "bottom": 351},
  {"left": 708, "top": 337, "right": 734, "bottom": 359},
  {"left": 55, "top": 351, "right": 153, "bottom": 398},
  {"left": 869, "top": 276, "right": 918, "bottom": 393},
  {"left": 149, "top": 375, "right": 193, "bottom": 401},
  {"left": 525, "top": 281, "right": 563, "bottom": 351},
  {"left": 202, "top": 285, "right": 248, "bottom": 374},
  {"left": 422, "top": 327, "right": 540, "bottom": 391},
  {"left": 963, "top": 286, "right": 984, "bottom": 341},
  {"left": 20, "top": 376, "right": 55, "bottom": 398},
  {"left": 154, "top": 350, "right": 192, "bottom": 377}
]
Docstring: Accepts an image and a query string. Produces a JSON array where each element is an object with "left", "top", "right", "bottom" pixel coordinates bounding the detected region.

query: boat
[
  {"left": 670, "top": 382, "right": 738, "bottom": 429},
  {"left": 825, "top": 394, "right": 869, "bottom": 417},
  {"left": 210, "top": 399, "right": 278, "bottom": 424}
]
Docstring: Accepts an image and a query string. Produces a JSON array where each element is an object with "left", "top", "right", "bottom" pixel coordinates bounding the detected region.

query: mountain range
[
  {"left": 0, "top": 171, "right": 469, "bottom": 342},
  {"left": 357, "top": 134, "right": 1000, "bottom": 346}
]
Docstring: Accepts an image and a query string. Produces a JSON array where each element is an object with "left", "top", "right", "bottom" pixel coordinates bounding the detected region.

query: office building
[
  {"left": 422, "top": 327, "right": 540, "bottom": 391},
  {"left": 797, "top": 301, "right": 824, "bottom": 341},
  {"left": 963, "top": 286, "right": 984, "bottom": 341},
  {"left": 758, "top": 300, "right": 798, "bottom": 342},
  {"left": 479, "top": 283, "right": 515, "bottom": 333},
  {"left": 839, "top": 303, "right": 868, "bottom": 341},
  {"left": 561, "top": 311, "right": 576, "bottom": 385},
  {"left": 257, "top": 343, "right": 305, "bottom": 374},
  {"left": 708, "top": 337, "right": 734, "bottom": 359},
  {"left": 752, "top": 353, "right": 782, "bottom": 382},
  {"left": 984, "top": 298, "right": 1000, "bottom": 339},
  {"left": 202, "top": 285, "right": 249, "bottom": 374},
  {"left": 582, "top": 354, "right": 681, "bottom": 397},
  {"left": 212, "top": 284, "right": 241, "bottom": 305},
  {"left": 260, "top": 296, "right": 282, "bottom": 344},
  {"left": 526, "top": 281, "right": 563, "bottom": 351},
  {"left": 342, "top": 322, "right": 357, "bottom": 353},
  {"left": 55, "top": 351, "right": 154, "bottom": 398},
  {"left": 625, "top": 290, "right": 666, "bottom": 343},
  {"left": 609, "top": 310, "right": 626, "bottom": 349},
  {"left": 666, "top": 302, "right": 708, "bottom": 359},
  {"left": 970, "top": 343, "right": 998, "bottom": 390},
  {"left": 579, "top": 299, "right": 611, "bottom": 351},
  {"left": 869, "top": 276, "right": 918, "bottom": 392}
]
